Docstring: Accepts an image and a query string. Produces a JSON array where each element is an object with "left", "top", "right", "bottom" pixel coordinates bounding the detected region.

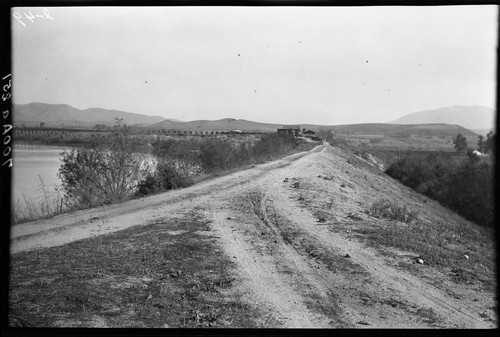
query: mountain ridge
[
  {"left": 13, "top": 103, "right": 167, "bottom": 127},
  {"left": 13, "top": 103, "right": 488, "bottom": 137},
  {"left": 389, "top": 105, "right": 495, "bottom": 130}
]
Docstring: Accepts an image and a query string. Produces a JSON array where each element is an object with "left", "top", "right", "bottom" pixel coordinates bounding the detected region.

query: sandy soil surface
[{"left": 11, "top": 144, "right": 496, "bottom": 328}]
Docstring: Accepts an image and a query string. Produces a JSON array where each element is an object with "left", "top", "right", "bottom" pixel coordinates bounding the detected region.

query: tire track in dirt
[
  {"left": 200, "top": 146, "right": 351, "bottom": 327},
  {"left": 267, "top": 145, "right": 493, "bottom": 328},
  {"left": 252, "top": 150, "right": 425, "bottom": 328},
  {"left": 272, "top": 184, "right": 488, "bottom": 328},
  {"left": 208, "top": 209, "right": 330, "bottom": 328},
  {"left": 203, "top": 148, "right": 375, "bottom": 328}
]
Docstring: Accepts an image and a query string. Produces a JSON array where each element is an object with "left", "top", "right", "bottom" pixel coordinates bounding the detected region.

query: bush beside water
[
  {"left": 11, "top": 131, "right": 314, "bottom": 224},
  {"left": 58, "top": 147, "right": 150, "bottom": 207}
]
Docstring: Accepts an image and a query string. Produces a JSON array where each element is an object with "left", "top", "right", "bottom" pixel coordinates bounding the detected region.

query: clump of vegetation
[
  {"left": 251, "top": 133, "right": 299, "bottom": 162},
  {"left": 385, "top": 150, "right": 493, "bottom": 228},
  {"left": 316, "top": 130, "right": 349, "bottom": 149},
  {"left": 453, "top": 133, "right": 468, "bottom": 153},
  {"left": 135, "top": 138, "right": 201, "bottom": 196},
  {"left": 59, "top": 147, "right": 150, "bottom": 207},
  {"left": 136, "top": 160, "right": 194, "bottom": 195},
  {"left": 453, "top": 131, "right": 495, "bottom": 155},
  {"left": 477, "top": 131, "right": 495, "bottom": 154},
  {"left": 136, "top": 133, "right": 308, "bottom": 196},
  {"left": 368, "top": 198, "right": 418, "bottom": 223},
  {"left": 199, "top": 138, "right": 242, "bottom": 172},
  {"left": 58, "top": 119, "right": 151, "bottom": 208}
]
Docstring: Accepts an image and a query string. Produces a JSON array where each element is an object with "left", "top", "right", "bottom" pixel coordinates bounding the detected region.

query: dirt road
[{"left": 10, "top": 144, "right": 496, "bottom": 328}]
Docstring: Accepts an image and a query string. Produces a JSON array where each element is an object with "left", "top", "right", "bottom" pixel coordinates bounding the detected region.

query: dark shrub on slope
[{"left": 386, "top": 152, "right": 493, "bottom": 228}]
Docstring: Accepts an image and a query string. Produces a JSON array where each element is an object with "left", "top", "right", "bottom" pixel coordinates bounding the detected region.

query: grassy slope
[
  {"left": 334, "top": 147, "right": 496, "bottom": 293},
  {"left": 352, "top": 216, "right": 496, "bottom": 292}
]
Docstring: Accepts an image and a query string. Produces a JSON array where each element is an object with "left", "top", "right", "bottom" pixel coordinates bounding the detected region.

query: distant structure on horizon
[
  {"left": 277, "top": 125, "right": 301, "bottom": 137},
  {"left": 302, "top": 129, "right": 316, "bottom": 138}
]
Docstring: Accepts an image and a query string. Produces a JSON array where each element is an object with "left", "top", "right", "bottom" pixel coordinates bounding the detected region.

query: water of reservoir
[
  {"left": 11, "top": 144, "right": 71, "bottom": 217},
  {"left": 11, "top": 144, "right": 156, "bottom": 221}
]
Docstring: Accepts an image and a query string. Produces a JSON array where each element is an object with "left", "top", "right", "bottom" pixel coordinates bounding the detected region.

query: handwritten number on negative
[
  {"left": 13, "top": 8, "right": 53, "bottom": 26},
  {"left": 2, "top": 158, "right": 12, "bottom": 167},
  {"left": 3, "top": 80, "right": 11, "bottom": 92},
  {"left": 24, "top": 11, "right": 36, "bottom": 23},
  {"left": 44, "top": 8, "right": 54, "bottom": 20},
  {"left": 13, "top": 12, "right": 26, "bottom": 26}
]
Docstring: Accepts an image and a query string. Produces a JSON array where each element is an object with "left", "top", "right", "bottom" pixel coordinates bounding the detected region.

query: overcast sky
[{"left": 12, "top": 6, "right": 497, "bottom": 125}]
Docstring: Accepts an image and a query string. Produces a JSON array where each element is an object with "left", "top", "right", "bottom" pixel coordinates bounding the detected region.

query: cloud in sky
[{"left": 12, "top": 6, "right": 497, "bottom": 124}]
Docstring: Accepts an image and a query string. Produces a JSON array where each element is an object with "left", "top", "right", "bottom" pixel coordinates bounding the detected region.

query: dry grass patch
[
  {"left": 368, "top": 198, "right": 418, "bottom": 223},
  {"left": 352, "top": 217, "right": 496, "bottom": 292},
  {"left": 9, "top": 213, "right": 262, "bottom": 328}
]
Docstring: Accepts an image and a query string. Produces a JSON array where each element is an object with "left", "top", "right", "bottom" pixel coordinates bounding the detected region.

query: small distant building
[
  {"left": 303, "top": 130, "right": 316, "bottom": 138},
  {"left": 277, "top": 125, "right": 301, "bottom": 137},
  {"left": 472, "top": 150, "right": 489, "bottom": 157}
]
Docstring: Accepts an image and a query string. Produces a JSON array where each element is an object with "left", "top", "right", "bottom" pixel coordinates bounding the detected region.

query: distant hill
[
  {"left": 13, "top": 103, "right": 485, "bottom": 143},
  {"left": 327, "top": 123, "right": 478, "bottom": 139},
  {"left": 13, "top": 103, "right": 166, "bottom": 128},
  {"left": 470, "top": 129, "right": 492, "bottom": 137},
  {"left": 389, "top": 106, "right": 495, "bottom": 131},
  {"left": 150, "top": 118, "right": 283, "bottom": 133}
]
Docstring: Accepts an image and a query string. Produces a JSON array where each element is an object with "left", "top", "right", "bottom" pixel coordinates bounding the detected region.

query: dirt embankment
[{"left": 10, "top": 144, "right": 496, "bottom": 328}]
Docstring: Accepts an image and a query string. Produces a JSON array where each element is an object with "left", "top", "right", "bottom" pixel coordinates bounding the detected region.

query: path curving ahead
[{"left": 10, "top": 144, "right": 496, "bottom": 328}]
